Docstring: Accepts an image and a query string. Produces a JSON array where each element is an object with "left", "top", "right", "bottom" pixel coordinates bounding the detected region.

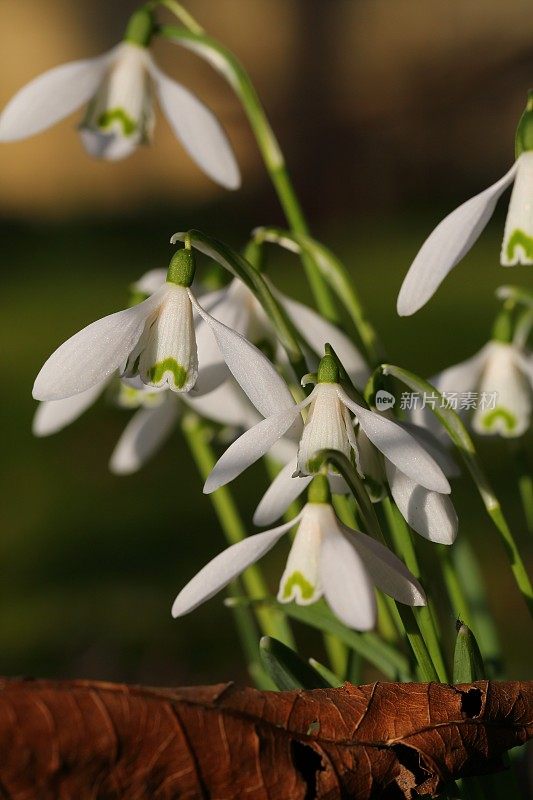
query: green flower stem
[
  {"left": 381, "top": 364, "right": 533, "bottom": 620},
  {"left": 158, "top": 24, "right": 339, "bottom": 323},
  {"left": 382, "top": 497, "right": 449, "bottom": 682},
  {"left": 253, "top": 227, "right": 384, "bottom": 365},
  {"left": 438, "top": 545, "right": 472, "bottom": 626},
  {"left": 229, "top": 587, "right": 275, "bottom": 689},
  {"left": 181, "top": 413, "right": 294, "bottom": 646},
  {"left": 452, "top": 537, "right": 503, "bottom": 678},
  {"left": 510, "top": 441, "right": 533, "bottom": 535},
  {"left": 146, "top": 0, "right": 204, "bottom": 33}
]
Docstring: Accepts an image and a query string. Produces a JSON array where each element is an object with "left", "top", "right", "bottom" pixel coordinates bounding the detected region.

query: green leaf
[
  {"left": 259, "top": 636, "right": 330, "bottom": 690},
  {"left": 453, "top": 621, "right": 486, "bottom": 683},
  {"left": 308, "top": 658, "right": 344, "bottom": 687}
]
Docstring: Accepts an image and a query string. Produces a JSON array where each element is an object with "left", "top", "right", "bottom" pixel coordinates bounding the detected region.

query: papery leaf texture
[{"left": 0, "top": 677, "right": 530, "bottom": 798}]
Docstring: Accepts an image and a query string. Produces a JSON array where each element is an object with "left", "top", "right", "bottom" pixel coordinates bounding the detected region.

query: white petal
[
  {"left": 147, "top": 58, "right": 240, "bottom": 190},
  {"left": 0, "top": 50, "right": 114, "bottom": 141},
  {"left": 138, "top": 284, "right": 198, "bottom": 393},
  {"left": 254, "top": 458, "right": 312, "bottom": 526},
  {"left": 297, "top": 384, "right": 351, "bottom": 475},
  {"left": 190, "top": 292, "right": 301, "bottom": 421},
  {"left": 385, "top": 460, "right": 458, "bottom": 544},
  {"left": 269, "top": 436, "right": 299, "bottom": 464},
  {"left": 131, "top": 268, "right": 168, "bottom": 296},
  {"left": 109, "top": 398, "right": 179, "bottom": 475},
  {"left": 501, "top": 152, "right": 533, "bottom": 265},
  {"left": 33, "top": 289, "right": 164, "bottom": 401},
  {"left": 337, "top": 387, "right": 450, "bottom": 494},
  {"left": 171, "top": 517, "right": 300, "bottom": 617},
  {"left": 472, "top": 342, "right": 531, "bottom": 438},
  {"left": 184, "top": 379, "right": 259, "bottom": 428},
  {"left": 278, "top": 292, "right": 370, "bottom": 388},
  {"left": 396, "top": 421, "right": 460, "bottom": 478},
  {"left": 397, "top": 162, "right": 518, "bottom": 316},
  {"left": 278, "top": 505, "right": 325, "bottom": 605},
  {"left": 204, "top": 404, "right": 303, "bottom": 493},
  {"left": 32, "top": 378, "right": 110, "bottom": 437},
  {"left": 344, "top": 527, "right": 426, "bottom": 606},
  {"left": 320, "top": 519, "right": 376, "bottom": 630}
]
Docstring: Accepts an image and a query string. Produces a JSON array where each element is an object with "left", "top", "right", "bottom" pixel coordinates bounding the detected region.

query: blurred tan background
[
  {"left": 0, "top": 1, "right": 532, "bottom": 690},
  {"left": 2, "top": 0, "right": 533, "bottom": 218}
]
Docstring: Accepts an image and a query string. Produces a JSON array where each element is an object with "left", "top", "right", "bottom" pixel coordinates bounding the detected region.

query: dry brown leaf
[{"left": 0, "top": 677, "right": 530, "bottom": 798}]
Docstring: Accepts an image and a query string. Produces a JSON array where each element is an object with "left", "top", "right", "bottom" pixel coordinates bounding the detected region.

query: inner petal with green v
[
  {"left": 98, "top": 108, "right": 137, "bottom": 136},
  {"left": 505, "top": 229, "right": 533, "bottom": 264},
  {"left": 149, "top": 358, "right": 188, "bottom": 389},
  {"left": 280, "top": 570, "right": 316, "bottom": 602},
  {"left": 479, "top": 407, "right": 517, "bottom": 433}
]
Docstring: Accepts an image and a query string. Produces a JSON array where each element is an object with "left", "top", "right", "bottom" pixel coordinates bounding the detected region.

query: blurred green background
[{"left": 1, "top": 0, "right": 532, "bottom": 687}]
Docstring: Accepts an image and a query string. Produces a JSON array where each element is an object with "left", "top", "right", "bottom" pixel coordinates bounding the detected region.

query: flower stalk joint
[
  {"left": 307, "top": 474, "right": 331, "bottom": 505},
  {"left": 167, "top": 247, "right": 196, "bottom": 287},
  {"left": 317, "top": 352, "right": 339, "bottom": 384},
  {"left": 124, "top": 8, "right": 155, "bottom": 48}
]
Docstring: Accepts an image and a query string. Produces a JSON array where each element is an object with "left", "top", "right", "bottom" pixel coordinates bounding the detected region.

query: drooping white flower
[
  {"left": 397, "top": 94, "right": 533, "bottom": 316},
  {"left": 0, "top": 9, "right": 240, "bottom": 187},
  {"left": 254, "top": 421, "right": 458, "bottom": 545},
  {"left": 204, "top": 354, "right": 451, "bottom": 496},
  {"left": 32, "top": 249, "right": 295, "bottom": 445},
  {"left": 172, "top": 498, "right": 426, "bottom": 630},
  {"left": 413, "top": 340, "right": 533, "bottom": 440}
]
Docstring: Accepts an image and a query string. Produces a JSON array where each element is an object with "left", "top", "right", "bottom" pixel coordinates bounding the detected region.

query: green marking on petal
[
  {"left": 505, "top": 229, "right": 533, "bottom": 262},
  {"left": 481, "top": 407, "right": 517, "bottom": 432},
  {"left": 98, "top": 108, "right": 137, "bottom": 136},
  {"left": 149, "top": 358, "right": 188, "bottom": 388},
  {"left": 282, "top": 571, "right": 315, "bottom": 601}
]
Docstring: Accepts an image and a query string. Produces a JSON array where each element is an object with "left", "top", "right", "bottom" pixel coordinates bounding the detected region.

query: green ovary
[
  {"left": 481, "top": 407, "right": 517, "bottom": 432},
  {"left": 505, "top": 229, "right": 533, "bottom": 262},
  {"left": 98, "top": 108, "right": 137, "bottom": 136},
  {"left": 282, "top": 571, "right": 315, "bottom": 601},
  {"left": 149, "top": 359, "right": 188, "bottom": 388}
]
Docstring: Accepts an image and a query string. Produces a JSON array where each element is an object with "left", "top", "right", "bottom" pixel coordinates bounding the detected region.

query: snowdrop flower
[
  {"left": 397, "top": 92, "right": 533, "bottom": 316},
  {"left": 32, "top": 248, "right": 295, "bottom": 432},
  {"left": 172, "top": 476, "right": 426, "bottom": 630},
  {"left": 414, "top": 339, "right": 533, "bottom": 439},
  {"left": 204, "top": 353, "right": 451, "bottom": 497},
  {"left": 0, "top": 9, "right": 240, "bottom": 187},
  {"left": 254, "top": 420, "right": 458, "bottom": 545}
]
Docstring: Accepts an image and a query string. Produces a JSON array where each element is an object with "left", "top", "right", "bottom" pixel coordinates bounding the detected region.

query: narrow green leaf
[
  {"left": 259, "top": 636, "right": 329, "bottom": 690},
  {"left": 453, "top": 621, "right": 486, "bottom": 683},
  {"left": 308, "top": 658, "right": 344, "bottom": 687}
]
